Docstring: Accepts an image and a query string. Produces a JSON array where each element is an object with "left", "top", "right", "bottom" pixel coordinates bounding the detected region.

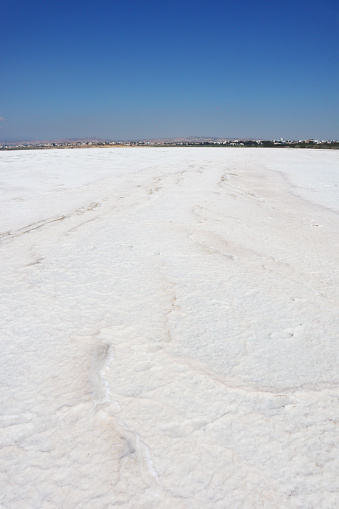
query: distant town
[{"left": 1, "top": 137, "right": 338, "bottom": 151}]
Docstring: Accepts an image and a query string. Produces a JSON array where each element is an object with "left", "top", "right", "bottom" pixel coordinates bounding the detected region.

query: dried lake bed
[{"left": 0, "top": 147, "right": 338, "bottom": 508}]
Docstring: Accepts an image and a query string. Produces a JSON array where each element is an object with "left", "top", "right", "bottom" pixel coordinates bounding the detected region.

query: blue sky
[{"left": 1, "top": 0, "right": 338, "bottom": 140}]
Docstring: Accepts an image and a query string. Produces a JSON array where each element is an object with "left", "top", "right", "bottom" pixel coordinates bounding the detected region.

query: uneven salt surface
[{"left": 0, "top": 147, "right": 338, "bottom": 508}]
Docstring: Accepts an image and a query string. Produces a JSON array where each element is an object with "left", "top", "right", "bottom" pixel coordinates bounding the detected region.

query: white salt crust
[{"left": 0, "top": 148, "right": 338, "bottom": 508}]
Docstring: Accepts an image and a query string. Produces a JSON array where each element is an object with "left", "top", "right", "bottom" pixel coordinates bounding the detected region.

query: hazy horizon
[{"left": 1, "top": 134, "right": 339, "bottom": 143}]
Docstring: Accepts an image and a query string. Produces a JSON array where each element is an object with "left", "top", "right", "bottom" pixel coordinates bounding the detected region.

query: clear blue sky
[{"left": 1, "top": 0, "right": 338, "bottom": 140}]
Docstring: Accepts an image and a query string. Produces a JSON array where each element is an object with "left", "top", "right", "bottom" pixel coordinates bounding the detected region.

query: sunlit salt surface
[{"left": 0, "top": 147, "right": 338, "bottom": 508}]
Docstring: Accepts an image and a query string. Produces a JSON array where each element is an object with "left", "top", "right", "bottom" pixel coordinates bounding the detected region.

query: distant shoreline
[{"left": 1, "top": 141, "right": 339, "bottom": 151}]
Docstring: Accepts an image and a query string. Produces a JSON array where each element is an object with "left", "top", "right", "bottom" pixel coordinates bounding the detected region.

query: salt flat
[{"left": 0, "top": 147, "right": 338, "bottom": 508}]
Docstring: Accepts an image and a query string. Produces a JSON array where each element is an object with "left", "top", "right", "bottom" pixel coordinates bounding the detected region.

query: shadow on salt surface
[{"left": 90, "top": 341, "right": 113, "bottom": 406}]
